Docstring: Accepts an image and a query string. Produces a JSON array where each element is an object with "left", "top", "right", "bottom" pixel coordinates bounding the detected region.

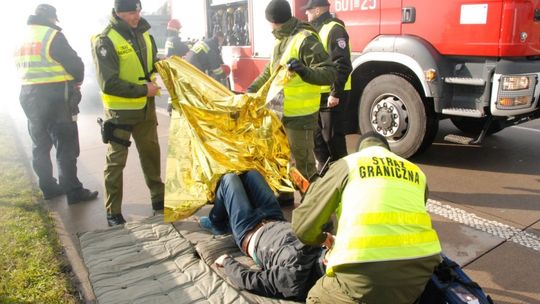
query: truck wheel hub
[{"left": 370, "top": 95, "right": 408, "bottom": 138}]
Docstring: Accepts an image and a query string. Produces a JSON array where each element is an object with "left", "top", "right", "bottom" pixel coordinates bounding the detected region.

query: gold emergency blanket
[{"left": 156, "top": 57, "right": 293, "bottom": 222}]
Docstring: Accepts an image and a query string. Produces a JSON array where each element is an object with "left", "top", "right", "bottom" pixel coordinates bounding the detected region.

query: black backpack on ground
[{"left": 417, "top": 254, "right": 494, "bottom": 304}]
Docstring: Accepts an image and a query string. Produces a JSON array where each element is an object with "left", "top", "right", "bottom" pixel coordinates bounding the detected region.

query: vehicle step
[
  {"left": 441, "top": 108, "right": 483, "bottom": 117},
  {"left": 444, "top": 134, "right": 476, "bottom": 145},
  {"left": 444, "top": 77, "right": 485, "bottom": 86}
]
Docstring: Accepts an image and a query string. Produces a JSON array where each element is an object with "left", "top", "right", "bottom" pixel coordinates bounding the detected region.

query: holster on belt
[{"left": 97, "top": 117, "right": 133, "bottom": 147}]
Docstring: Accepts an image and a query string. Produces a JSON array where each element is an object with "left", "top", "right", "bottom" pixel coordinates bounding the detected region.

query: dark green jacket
[
  {"left": 247, "top": 17, "right": 337, "bottom": 129},
  {"left": 247, "top": 17, "right": 336, "bottom": 92},
  {"left": 310, "top": 12, "right": 352, "bottom": 99},
  {"left": 92, "top": 11, "right": 157, "bottom": 101},
  {"left": 292, "top": 142, "right": 429, "bottom": 246}
]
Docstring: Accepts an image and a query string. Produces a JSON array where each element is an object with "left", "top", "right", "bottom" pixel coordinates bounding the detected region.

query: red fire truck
[{"left": 180, "top": 0, "right": 540, "bottom": 158}]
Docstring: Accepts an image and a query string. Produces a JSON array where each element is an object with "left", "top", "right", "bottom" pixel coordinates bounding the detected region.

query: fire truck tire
[
  {"left": 450, "top": 117, "right": 504, "bottom": 136},
  {"left": 359, "top": 74, "right": 437, "bottom": 158}
]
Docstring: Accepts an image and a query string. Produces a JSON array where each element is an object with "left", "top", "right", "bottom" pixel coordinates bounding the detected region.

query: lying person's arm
[{"left": 216, "top": 255, "right": 299, "bottom": 300}]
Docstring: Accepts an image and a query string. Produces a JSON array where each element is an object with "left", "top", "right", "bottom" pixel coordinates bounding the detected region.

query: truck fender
[{"left": 353, "top": 35, "right": 445, "bottom": 99}]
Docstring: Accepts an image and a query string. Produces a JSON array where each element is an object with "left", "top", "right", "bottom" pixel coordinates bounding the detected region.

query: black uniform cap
[
  {"left": 302, "top": 0, "right": 331, "bottom": 10},
  {"left": 35, "top": 4, "right": 58, "bottom": 22},
  {"left": 265, "top": 0, "right": 292, "bottom": 24},
  {"left": 114, "top": 0, "right": 142, "bottom": 13}
]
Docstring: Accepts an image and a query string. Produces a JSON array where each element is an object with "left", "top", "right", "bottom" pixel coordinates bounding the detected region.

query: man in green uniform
[
  {"left": 292, "top": 132, "right": 442, "bottom": 304},
  {"left": 247, "top": 0, "right": 337, "bottom": 183},
  {"left": 92, "top": 0, "right": 164, "bottom": 226}
]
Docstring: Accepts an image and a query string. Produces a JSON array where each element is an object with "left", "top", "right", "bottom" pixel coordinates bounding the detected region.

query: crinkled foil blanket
[{"left": 156, "top": 57, "right": 294, "bottom": 222}]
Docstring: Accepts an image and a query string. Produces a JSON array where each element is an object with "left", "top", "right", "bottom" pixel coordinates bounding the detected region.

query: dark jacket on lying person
[
  {"left": 200, "top": 170, "right": 325, "bottom": 301},
  {"left": 221, "top": 221, "right": 323, "bottom": 300}
]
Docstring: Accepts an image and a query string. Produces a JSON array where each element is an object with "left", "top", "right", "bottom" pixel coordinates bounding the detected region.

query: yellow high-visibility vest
[
  {"left": 100, "top": 29, "right": 153, "bottom": 110},
  {"left": 271, "top": 30, "right": 321, "bottom": 117},
  {"left": 319, "top": 21, "right": 351, "bottom": 93},
  {"left": 14, "top": 25, "right": 74, "bottom": 85},
  {"left": 326, "top": 146, "right": 441, "bottom": 275}
]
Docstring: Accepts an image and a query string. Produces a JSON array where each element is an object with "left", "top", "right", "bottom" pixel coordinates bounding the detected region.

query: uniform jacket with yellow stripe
[
  {"left": 247, "top": 17, "right": 337, "bottom": 128},
  {"left": 310, "top": 12, "right": 352, "bottom": 101},
  {"left": 92, "top": 11, "right": 157, "bottom": 109},
  {"left": 292, "top": 142, "right": 441, "bottom": 273}
]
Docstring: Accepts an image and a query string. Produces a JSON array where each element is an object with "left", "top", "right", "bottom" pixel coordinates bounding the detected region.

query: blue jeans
[{"left": 209, "top": 170, "right": 285, "bottom": 248}]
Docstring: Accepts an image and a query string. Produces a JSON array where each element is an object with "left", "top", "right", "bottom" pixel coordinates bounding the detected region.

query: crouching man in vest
[
  {"left": 92, "top": 0, "right": 164, "bottom": 226},
  {"left": 292, "top": 132, "right": 442, "bottom": 304}
]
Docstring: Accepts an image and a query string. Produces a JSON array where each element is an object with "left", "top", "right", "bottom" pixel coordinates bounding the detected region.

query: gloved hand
[{"left": 286, "top": 58, "right": 307, "bottom": 77}]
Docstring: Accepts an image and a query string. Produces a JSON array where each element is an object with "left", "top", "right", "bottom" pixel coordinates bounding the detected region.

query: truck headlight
[{"left": 501, "top": 76, "right": 530, "bottom": 91}]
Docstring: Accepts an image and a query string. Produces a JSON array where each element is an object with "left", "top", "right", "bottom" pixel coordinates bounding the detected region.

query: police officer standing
[
  {"left": 164, "top": 19, "right": 189, "bottom": 58},
  {"left": 247, "top": 0, "right": 337, "bottom": 182},
  {"left": 292, "top": 132, "right": 442, "bottom": 303},
  {"left": 304, "top": 0, "right": 352, "bottom": 169},
  {"left": 92, "top": 0, "right": 164, "bottom": 226},
  {"left": 14, "top": 4, "right": 98, "bottom": 204}
]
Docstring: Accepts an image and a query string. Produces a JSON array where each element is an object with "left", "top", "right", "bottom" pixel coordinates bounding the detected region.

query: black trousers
[
  {"left": 20, "top": 84, "right": 82, "bottom": 195},
  {"left": 314, "top": 92, "right": 349, "bottom": 166}
]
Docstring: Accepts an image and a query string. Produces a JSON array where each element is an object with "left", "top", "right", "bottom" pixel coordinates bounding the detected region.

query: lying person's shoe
[
  {"left": 107, "top": 214, "right": 126, "bottom": 227},
  {"left": 199, "top": 216, "right": 230, "bottom": 235},
  {"left": 67, "top": 188, "right": 99, "bottom": 205}
]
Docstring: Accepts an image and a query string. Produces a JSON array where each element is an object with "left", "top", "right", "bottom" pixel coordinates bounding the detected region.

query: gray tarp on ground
[
  {"left": 79, "top": 215, "right": 300, "bottom": 304},
  {"left": 79, "top": 216, "right": 250, "bottom": 304}
]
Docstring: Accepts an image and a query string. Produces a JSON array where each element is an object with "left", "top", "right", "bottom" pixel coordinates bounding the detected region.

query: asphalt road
[{"left": 411, "top": 119, "right": 540, "bottom": 304}]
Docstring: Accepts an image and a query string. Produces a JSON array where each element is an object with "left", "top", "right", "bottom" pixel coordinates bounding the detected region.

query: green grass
[{"left": 0, "top": 113, "right": 78, "bottom": 304}]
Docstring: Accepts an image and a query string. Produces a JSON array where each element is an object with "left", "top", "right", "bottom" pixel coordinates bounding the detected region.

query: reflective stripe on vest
[
  {"left": 101, "top": 29, "right": 153, "bottom": 110},
  {"left": 14, "top": 25, "right": 74, "bottom": 85},
  {"left": 319, "top": 21, "right": 351, "bottom": 93},
  {"left": 191, "top": 41, "right": 210, "bottom": 54},
  {"left": 271, "top": 30, "right": 321, "bottom": 117},
  {"left": 326, "top": 146, "right": 441, "bottom": 276}
]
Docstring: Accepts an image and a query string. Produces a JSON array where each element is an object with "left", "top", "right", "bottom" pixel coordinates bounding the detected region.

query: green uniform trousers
[
  {"left": 307, "top": 254, "right": 441, "bottom": 304},
  {"left": 283, "top": 113, "right": 318, "bottom": 179},
  {"left": 104, "top": 100, "right": 164, "bottom": 215}
]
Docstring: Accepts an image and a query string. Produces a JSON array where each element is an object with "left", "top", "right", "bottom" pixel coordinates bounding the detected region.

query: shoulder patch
[
  {"left": 337, "top": 38, "right": 347, "bottom": 49},
  {"left": 99, "top": 46, "right": 107, "bottom": 57}
]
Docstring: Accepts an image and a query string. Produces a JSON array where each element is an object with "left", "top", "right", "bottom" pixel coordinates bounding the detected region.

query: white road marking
[
  {"left": 427, "top": 199, "right": 540, "bottom": 252},
  {"left": 510, "top": 125, "right": 540, "bottom": 133}
]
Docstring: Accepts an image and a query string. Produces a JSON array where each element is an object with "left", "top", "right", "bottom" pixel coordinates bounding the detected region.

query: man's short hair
[{"left": 357, "top": 131, "right": 390, "bottom": 151}]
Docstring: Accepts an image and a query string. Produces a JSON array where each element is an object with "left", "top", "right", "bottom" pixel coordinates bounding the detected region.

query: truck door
[{"left": 330, "top": 0, "right": 381, "bottom": 52}]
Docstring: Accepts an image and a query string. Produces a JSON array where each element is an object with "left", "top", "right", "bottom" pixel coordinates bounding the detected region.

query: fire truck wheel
[
  {"left": 450, "top": 117, "right": 504, "bottom": 136},
  {"left": 359, "top": 74, "right": 438, "bottom": 158}
]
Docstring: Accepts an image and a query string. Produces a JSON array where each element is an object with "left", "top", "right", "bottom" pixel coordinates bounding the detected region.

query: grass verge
[{"left": 0, "top": 113, "right": 77, "bottom": 304}]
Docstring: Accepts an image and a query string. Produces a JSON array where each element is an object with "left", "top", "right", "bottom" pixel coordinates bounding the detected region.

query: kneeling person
[
  {"left": 199, "top": 170, "right": 325, "bottom": 301},
  {"left": 293, "top": 132, "right": 442, "bottom": 304}
]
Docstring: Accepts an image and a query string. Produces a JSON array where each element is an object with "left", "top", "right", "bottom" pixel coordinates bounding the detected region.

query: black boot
[
  {"left": 152, "top": 200, "right": 164, "bottom": 211},
  {"left": 42, "top": 184, "right": 65, "bottom": 200},
  {"left": 107, "top": 214, "right": 126, "bottom": 227},
  {"left": 67, "top": 188, "right": 98, "bottom": 205}
]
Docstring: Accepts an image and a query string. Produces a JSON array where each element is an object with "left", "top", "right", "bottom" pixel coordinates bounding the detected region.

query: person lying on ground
[{"left": 199, "top": 170, "right": 327, "bottom": 301}]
